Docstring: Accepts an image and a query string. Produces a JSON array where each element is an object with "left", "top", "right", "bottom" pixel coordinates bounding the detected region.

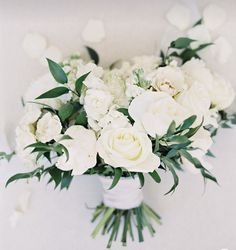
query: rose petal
[
  {"left": 203, "top": 4, "right": 226, "bottom": 31},
  {"left": 82, "top": 19, "right": 105, "bottom": 43},
  {"left": 211, "top": 36, "right": 232, "bottom": 64},
  {"left": 39, "top": 46, "right": 62, "bottom": 66},
  {"left": 22, "top": 32, "right": 47, "bottom": 59},
  {"left": 166, "top": 3, "right": 191, "bottom": 30}
]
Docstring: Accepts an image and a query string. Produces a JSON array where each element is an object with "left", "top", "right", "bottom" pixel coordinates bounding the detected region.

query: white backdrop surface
[{"left": 0, "top": 0, "right": 236, "bottom": 250}]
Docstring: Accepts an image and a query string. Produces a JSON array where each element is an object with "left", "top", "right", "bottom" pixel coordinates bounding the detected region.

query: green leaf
[
  {"left": 195, "top": 43, "right": 213, "bottom": 51},
  {"left": 184, "top": 119, "right": 203, "bottom": 138},
  {"left": 75, "top": 72, "right": 90, "bottom": 95},
  {"left": 25, "top": 142, "right": 51, "bottom": 151},
  {"left": 58, "top": 103, "right": 74, "bottom": 122},
  {"left": 54, "top": 144, "right": 69, "bottom": 161},
  {"left": 75, "top": 110, "right": 88, "bottom": 126},
  {"left": 180, "top": 49, "right": 200, "bottom": 63},
  {"left": 137, "top": 173, "right": 145, "bottom": 188},
  {"left": 206, "top": 150, "right": 215, "bottom": 158},
  {"left": 109, "top": 168, "right": 123, "bottom": 189},
  {"left": 49, "top": 167, "right": 62, "bottom": 188},
  {"left": 46, "top": 58, "right": 68, "bottom": 84},
  {"left": 0, "top": 151, "right": 15, "bottom": 161},
  {"left": 85, "top": 46, "right": 99, "bottom": 65},
  {"left": 193, "top": 18, "right": 203, "bottom": 27},
  {"left": 167, "top": 135, "right": 189, "bottom": 144},
  {"left": 60, "top": 171, "right": 73, "bottom": 190},
  {"left": 178, "top": 115, "right": 197, "bottom": 131},
  {"left": 166, "top": 121, "right": 176, "bottom": 136},
  {"left": 36, "top": 87, "right": 69, "bottom": 99},
  {"left": 6, "top": 167, "right": 43, "bottom": 187},
  {"left": 154, "top": 136, "right": 160, "bottom": 153},
  {"left": 170, "top": 37, "right": 195, "bottom": 49},
  {"left": 149, "top": 170, "right": 161, "bottom": 183}
]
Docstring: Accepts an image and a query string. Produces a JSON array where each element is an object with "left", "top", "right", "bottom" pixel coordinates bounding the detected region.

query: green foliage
[
  {"left": 75, "top": 110, "right": 88, "bottom": 126},
  {"left": 47, "top": 58, "right": 68, "bottom": 84},
  {"left": 85, "top": 46, "right": 99, "bottom": 65},
  {"left": 36, "top": 87, "right": 69, "bottom": 99},
  {"left": 0, "top": 151, "right": 15, "bottom": 162},
  {"left": 170, "top": 37, "right": 195, "bottom": 49},
  {"left": 58, "top": 103, "right": 75, "bottom": 122},
  {"left": 137, "top": 173, "right": 145, "bottom": 188},
  {"left": 91, "top": 202, "right": 161, "bottom": 248},
  {"left": 149, "top": 170, "right": 161, "bottom": 183},
  {"left": 6, "top": 167, "right": 44, "bottom": 187},
  {"left": 75, "top": 72, "right": 90, "bottom": 95},
  {"left": 133, "top": 68, "right": 151, "bottom": 90},
  {"left": 109, "top": 168, "right": 123, "bottom": 189},
  {"left": 160, "top": 36, "right": 213, "bottom": 66}
]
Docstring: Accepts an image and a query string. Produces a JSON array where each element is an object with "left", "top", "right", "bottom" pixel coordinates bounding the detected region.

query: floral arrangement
[{"left": 1, "top": 32, "right": 235, "bottom": 248}]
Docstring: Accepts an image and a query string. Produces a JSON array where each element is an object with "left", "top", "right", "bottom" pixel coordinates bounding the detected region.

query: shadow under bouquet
[{"left": 2, "top": 35, "right": 236, "bottom": 248}]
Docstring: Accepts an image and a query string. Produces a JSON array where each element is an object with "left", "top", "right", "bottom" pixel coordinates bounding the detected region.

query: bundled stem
[{"left": 91, "top": 202, "right": 161, "bottom": 248}]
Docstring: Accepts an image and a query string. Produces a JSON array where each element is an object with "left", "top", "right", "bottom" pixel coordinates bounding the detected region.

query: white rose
[
  {"left": 129, "top": 91, "right": 187, "bottom": 137},
  {"left": 97, "top": 127, "right": 160, "bottom": 173},
  {"left": 56, "top": 126, "right": 97, "bottom": 175},
  {"left": 208, "top": 74, "right": 235, "bottom": 110},
  {"left": 147, "top": 64, "right": 186, "bottom": 96},
  {"left": 84, "top": 89, "right": 113, "bottom": 120},
  {"left": 191, "top": 128, "right": 213, "bottom": 152},
  {"left": 176, "top": 82, "right": 211, "bottom": 122},
  {"left": 36, "top": 113, "right": 62, "bottom": 143},
  {"left": 182, "top": 58, "right": 213, "bottom": 87}
]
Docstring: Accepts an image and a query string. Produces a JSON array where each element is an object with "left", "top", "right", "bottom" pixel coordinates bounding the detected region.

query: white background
[{"left": 0, "top": 0, "right": 236, "bottom": 249}]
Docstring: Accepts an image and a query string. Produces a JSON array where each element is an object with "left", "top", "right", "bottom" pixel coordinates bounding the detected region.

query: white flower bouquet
[{"left": 1, "top": 33, "right": 235, "bottom": 248}]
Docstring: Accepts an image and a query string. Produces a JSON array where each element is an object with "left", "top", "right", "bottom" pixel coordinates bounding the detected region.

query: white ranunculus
[
  {"left": 191, "top": 128, "right": 213, "bottom": 152},
  {"left": 125, "top": 83, "right": 145, "bottom": 98},
  {"left": 97, "top": 127, "right": 160, "bottom": 173},
  {"left": 182, "top": 58, "right": 213, "bottom": 87},
  {"left": 147, "top": 64, "right": 186, "bottom": 96},
  {"left": 56, "top": 126, "right": 97, "bottom": 175},
  {"left": 103, "top": 69, "right": 129, "bottom": 107},
  {"left": 129, "top": 91, "right": 187, "bottom": 137},
  {"left": 176, "top": 82, "right": 211, "bottom": 121},
  {"left": 84, "top": 89, "right": 113, "bottom": 120},
  {"left": 182, "top": 149, "right": 213, "bottom": 175},
  {"left": 36, "top": 113, "right": 62, "bottom": 143},
  {"left": 208, "top": 74, "right": 235, "bottom": 110}
]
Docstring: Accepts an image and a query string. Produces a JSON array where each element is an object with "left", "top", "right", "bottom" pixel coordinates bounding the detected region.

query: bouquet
[{"left": 1, "top": 33, "right": 235, "bottom": 248}]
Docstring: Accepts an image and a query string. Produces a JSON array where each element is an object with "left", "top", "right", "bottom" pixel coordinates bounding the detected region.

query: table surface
[{"left": 0, "top": 0, "right": 236, "bottom": 250}]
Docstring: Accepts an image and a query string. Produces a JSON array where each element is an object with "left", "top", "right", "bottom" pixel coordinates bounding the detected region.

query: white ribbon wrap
[{"left": 99, "top": 176, "right": 143, "bottom": 210}]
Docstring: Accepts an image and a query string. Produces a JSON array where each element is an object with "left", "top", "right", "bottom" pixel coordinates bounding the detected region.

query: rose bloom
[
  {"left": 56, "top": 125, "right": 97, "bottom": 175},
  {"left": 97, "top": 127, "right": 160, "bottom": 173},
  {"left": 84, "top": 89, "right": 113, "bottom": 120},
  {"left": 129, "top": 91, "right": 187, "bottom": 137},
  {"left": 36, "top": 112, "right": 62, "bottom": 143}
]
